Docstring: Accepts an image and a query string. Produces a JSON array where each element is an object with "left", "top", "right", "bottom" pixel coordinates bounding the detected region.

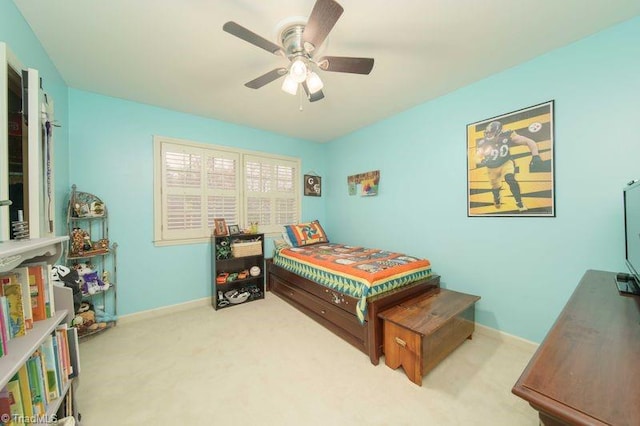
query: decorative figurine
[{"left": 82, "top": 235, "right": 92, "bottom": 251}]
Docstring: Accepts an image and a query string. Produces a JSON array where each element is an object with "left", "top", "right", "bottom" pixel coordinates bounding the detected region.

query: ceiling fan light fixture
[
  {"left": 306, "top": 72, "right": 324, "bottom": 94},
  {"left": 281, "top": 75, "right": 298, "bottom": 95},
  {"left": 290, "top": 58, "right": 308, "bottom": 83},
  {"left": 224, "top": 0, "right": 372, "bottom": 104}
]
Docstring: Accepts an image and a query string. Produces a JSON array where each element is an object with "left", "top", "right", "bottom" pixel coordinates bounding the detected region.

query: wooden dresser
[{"left": 512, "top": 270, "right": 640, "bottom": 425}]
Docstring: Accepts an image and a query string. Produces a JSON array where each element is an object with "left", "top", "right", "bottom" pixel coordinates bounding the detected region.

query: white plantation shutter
[
  {"left": 245, "top": 155, "right": 298, "bottom": 234},
  {"left": 275, "top": 198, "right": 297, "bottom": 224},
  {"left": 161, "top": 143, "right": 205, "bottom": 240},
  {"left": 275, "top": 165, "right": 297, "bottom": 224},
  {"left": 245, "top": 160, "right": 271, "bottom": 226},
  {"left": 154, "top": 136, "right": 300, "bottom": 245},
  {"left": 206, "top": 153, "right": 240, "bottom": 228}
]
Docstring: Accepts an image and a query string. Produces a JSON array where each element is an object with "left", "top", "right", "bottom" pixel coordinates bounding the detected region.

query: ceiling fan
[{"left": 223, "top": 0, "right": 374, "bottom": 102}]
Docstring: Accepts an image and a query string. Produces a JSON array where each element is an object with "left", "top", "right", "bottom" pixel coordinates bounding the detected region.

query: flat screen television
[{"left": 617, "top": 180, "right": 640, "bottom": 295}]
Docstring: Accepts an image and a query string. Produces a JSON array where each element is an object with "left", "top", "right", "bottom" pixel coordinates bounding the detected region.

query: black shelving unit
[{"left": 212, "top": 233, "right": 265, "bottom": 310}]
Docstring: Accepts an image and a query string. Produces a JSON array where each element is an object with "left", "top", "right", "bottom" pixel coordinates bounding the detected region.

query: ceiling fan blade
[
  {"left": 302, "top": 0, "right": 344, "bottom": 52},
  {"left": 245, "top": 68, "right": 288, "bottom": 89},
  {"left": 302, "top": 82, "right": 325, "bottom": 102},
  {"left": 223, "top": 21, "right": 284, "bottom": 56},
  {"left": 317, "top": 56, "right": 374, "bottom": 74},
  {"left": 309, "top": 90, "right": 325, "bottom": 102}
]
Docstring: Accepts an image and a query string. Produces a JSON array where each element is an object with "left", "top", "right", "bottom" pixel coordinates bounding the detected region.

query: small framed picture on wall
[{"left": 304, "top": 174, "right": 322, "bottom": 197}]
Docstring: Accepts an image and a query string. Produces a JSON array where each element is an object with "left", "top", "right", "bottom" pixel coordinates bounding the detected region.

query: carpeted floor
[{"left": 76, "top": 293, "right": 538, "bottom": 425}]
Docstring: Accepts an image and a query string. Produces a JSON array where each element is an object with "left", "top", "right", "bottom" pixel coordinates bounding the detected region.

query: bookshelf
[
  {"left": 0, "top": 310, "right": 67, "bottom": 387},
  {"left": 0, "top": 236, "right": 80, "bottom": 424},
  {"left": 212, "top": 233, "right": 265, "bottom": 309}
]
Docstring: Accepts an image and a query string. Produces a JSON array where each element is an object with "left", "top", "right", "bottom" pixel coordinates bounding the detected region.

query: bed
[{"left": 267, "top": 242, "right": 440, "bottom": 365}]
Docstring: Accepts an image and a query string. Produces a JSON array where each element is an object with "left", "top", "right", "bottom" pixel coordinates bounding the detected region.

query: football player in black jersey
[{"left": 475, "top": 121, "right": 542, "bottom": 212}]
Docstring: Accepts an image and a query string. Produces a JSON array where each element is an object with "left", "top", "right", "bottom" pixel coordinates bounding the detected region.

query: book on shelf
[
  {"left": 40, "top": 335, "right": 60, "bottom": 402},
  {"left": 45, "top": 265, "right": 55, "bottom": 318},
  {"left": 66, "top": 327, "right": 80, "bottom": 379},
  {"left": 0, "top": 297, "right": 8, "bottom": 357},
  {"left": 0, "top": 273, "right": 17, "bottom": 341},
  {"left": 64, "top": 383, "right": 74, "bottom": 418},
  {"left": 6, "top": 373, "right": 25, "bottom": 422},
  {"left": 3, "top": 283, "right": 26, "bottom": 339},
  {"left": 25, "top": 264, "right": 47, "bottom": 322},
  {"left": 56, "top": 326, "right": 72, "bottom": 380},
  {"left": 13, "top": 267, "right": 33, "bottom": 330},
  {"left": 51, "top": 334, "right": 63, "bottom": 398},
  {"left": 0, "top": 386, "right": 11, "bottom": 423},
  {"left": 16, "top": 365, "right": 34, "bottom": 418},
  {"left": 27, "top": 353, "right": 46, "bottom": 416}
]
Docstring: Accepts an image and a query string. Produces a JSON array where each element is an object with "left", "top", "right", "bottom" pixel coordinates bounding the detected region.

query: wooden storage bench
[{"left": 379, "top": 288, "right": 480, "bottom": 386}]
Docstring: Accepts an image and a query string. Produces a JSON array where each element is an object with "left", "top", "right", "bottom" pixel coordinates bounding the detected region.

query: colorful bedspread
[{"left": 273, "top": 243, "right": 432, "bottom": 323}]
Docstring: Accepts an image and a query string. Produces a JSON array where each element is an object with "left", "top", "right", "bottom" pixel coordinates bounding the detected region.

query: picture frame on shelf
[
  {"left": 213, "top": 218, "right": 228, "bottom": 236},
  {"left": 228, "top": 224, "right": 241, "bottom": 235}
]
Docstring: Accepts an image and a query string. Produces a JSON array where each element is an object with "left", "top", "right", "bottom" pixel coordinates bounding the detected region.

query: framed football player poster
[
  {"left": 467, "top": 100, "right": 555, "bottom": 217},
  {"left": 304, "top": 174, "right": 322, "bottom": 197}
]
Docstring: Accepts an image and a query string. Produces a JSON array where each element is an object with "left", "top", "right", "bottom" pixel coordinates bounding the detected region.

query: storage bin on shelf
[{"left": 231, "top": 240, "right": 262, "bottom": 257}]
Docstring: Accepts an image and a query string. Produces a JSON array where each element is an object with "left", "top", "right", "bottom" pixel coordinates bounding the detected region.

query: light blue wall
[
  {"left": 68, "top": 89, "right": 326, "bottom": 315},
  {"left": 325, "top": 16, "right": 640, "bottom": 343},
  {"left": 5, "top": 0, "right": 639, "bottom": 341},
  {"left": 0, "top": 0, "right": 70, "bottom": 234}
]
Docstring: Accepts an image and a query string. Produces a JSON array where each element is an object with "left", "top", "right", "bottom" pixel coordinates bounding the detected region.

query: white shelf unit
[{"left": 0, "top": 236, "right": 80, "bottom": 424}]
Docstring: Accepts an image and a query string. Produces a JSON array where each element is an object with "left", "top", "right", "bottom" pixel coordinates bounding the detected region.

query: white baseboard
[
  {"left": 474, "top": 323, "right": 539, "bottom": 352},
  {"left": 118, "top": 297, "right": 210, "bottom": 325}
]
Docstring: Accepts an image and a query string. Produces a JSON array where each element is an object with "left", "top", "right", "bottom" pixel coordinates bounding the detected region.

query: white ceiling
[{"left": 13, "top": 0, "right": 640, "bottom": 143}]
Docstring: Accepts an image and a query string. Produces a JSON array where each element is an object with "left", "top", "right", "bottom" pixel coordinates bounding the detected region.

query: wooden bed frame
[{"left": 266, "top": 259, "right": 441, "bottom": 365}]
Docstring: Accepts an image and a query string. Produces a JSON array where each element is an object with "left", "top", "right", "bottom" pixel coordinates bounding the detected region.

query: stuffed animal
[
  {"left": 95, "top": 306, "right": 117, "bottom": 323},
  {"left": 72, "top": 301, "right": 108, "bottom": 334},
  {"left": 72, "top": 302, "right": 96, "bottom": 333},
  {"left": 72, "top": 310, "right": 95, "bottom": 328},
  {"left": 73, "top": 263, "right": 110, "bottom": 295},
  {"left": 83, "top": 271, "right": 107, "bottom": 295},
  {"left": 70, "top": 228, "right": 90, "bottom": 255},
  {"left": 51, "top": 265, "right": 83, "bottom": 313}
]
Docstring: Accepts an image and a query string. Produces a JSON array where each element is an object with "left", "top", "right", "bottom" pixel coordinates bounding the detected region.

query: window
[{"left": 154, "top": 136, "right": 300, "bottom": 245}]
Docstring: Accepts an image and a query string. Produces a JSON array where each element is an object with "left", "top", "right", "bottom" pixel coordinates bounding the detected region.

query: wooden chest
[{"left": 379, "top": 288, "right": 480, "bottom": 386}]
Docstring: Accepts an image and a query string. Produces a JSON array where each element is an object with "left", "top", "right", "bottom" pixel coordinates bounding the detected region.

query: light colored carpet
[{"left": 76, "top": 293, "right": 539, "bottom": 425}]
